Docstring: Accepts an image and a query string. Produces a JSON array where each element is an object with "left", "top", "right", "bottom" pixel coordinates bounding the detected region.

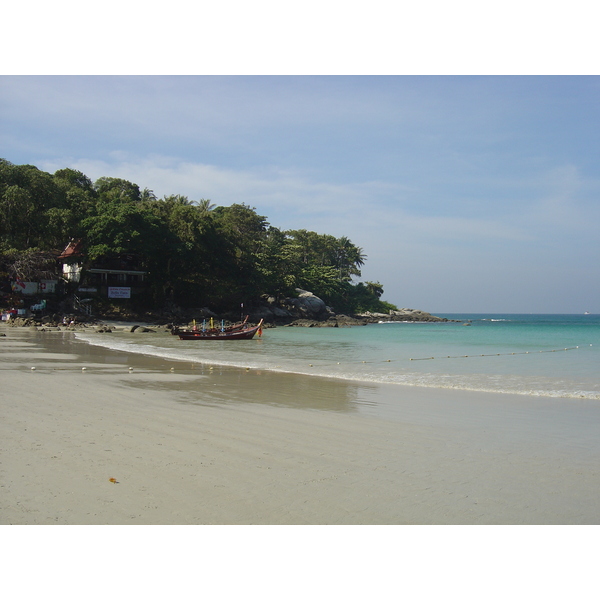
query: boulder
[
  {"left": 130, "top": 325, "right": 155, "bottom": 333},
  {"left": 282, "top": 289, "right": 329, "bottom": 321},
  {"left": 249, "top": 305, "right": 294, "bottom": 322}
]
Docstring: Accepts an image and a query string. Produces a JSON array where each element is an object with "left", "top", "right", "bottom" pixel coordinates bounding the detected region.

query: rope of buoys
[
  {"left": 409, "top": 346, "right": 583, "bottom": 360},
  {"left": 14, "top": 344, "right": 595, "bottom": 373},
  {"left": 310, "top": 345, "right": 589, "bottom": 365}
]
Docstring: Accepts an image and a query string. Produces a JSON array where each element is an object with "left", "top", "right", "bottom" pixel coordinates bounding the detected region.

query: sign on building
[
  {"left": 108, "top": 287, "right": 131, "bottom": 299},
  {"left": 11, "top": 281, "right": 38, "bottom": 295}
]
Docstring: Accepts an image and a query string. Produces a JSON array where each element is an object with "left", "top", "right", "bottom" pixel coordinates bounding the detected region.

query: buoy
[
  {"left": 82, "top": 367, "right": 87, "bottom": 371},
  {"left": 128, "top": 367, "right": 134, "bottom": 371},
  {"left": 31, "top": 367, "right": 36, "bottom": 370},
  {"left": 309, "top": 364, "right": 313, "bottom": 367},
  {"left": 170, "top": 367, "right": 175, "bottom": 372}
]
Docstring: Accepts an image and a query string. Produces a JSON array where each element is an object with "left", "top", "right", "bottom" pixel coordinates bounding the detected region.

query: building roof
[{"left": 57, "top": 240, "right": 83, "bottom": 260}]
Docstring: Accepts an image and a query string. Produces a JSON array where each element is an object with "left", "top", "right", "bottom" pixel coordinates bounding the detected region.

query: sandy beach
[{"left": 2, "top": 324, "right": 600, "bottom": 525}]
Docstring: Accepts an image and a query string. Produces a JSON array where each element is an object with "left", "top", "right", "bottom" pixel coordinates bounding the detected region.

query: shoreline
[
  {"left": 71, "top": 322, "right": 600, "bottom": 401},
  {"left": 2, "top": 326, "right": 600, "bottom": 524}
]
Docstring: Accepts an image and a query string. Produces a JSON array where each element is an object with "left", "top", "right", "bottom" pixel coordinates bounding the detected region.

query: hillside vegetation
[{"left": 0, "top": 159, "right": 397, "bottom": 315}]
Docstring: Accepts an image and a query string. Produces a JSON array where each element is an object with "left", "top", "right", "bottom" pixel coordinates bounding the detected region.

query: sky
[{"left": 1, "top": 6, "right": 599, "bottom": 314}]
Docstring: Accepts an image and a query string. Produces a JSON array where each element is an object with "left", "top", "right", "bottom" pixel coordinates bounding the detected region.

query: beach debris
[
  {"left": 108, "top": 478, "right": 119, "bottom": 484},
  {"left": 128, "top": 367, "right": 134, "bottom": 371},
  {"left": 30, "top": 366, "right": 36, "bottom": 370}
]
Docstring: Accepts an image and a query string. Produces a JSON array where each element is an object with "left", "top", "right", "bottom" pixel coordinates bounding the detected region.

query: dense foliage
[{"left": 0, "top": 159, "right": 396, "bottom": 314}]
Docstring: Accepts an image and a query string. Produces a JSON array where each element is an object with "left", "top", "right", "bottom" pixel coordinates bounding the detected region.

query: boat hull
[{"left": 177, "top": 320, "right": 263, "bottom": 340}]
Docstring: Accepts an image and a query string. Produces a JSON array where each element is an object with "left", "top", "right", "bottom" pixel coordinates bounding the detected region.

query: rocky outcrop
[
  {"left": 247, "top": 290, "right": 333, "bottom": 324},
  {"left": 284, "top": 314, "right": 368, "bottom": 327},
  {"left": 245, "top": 293, "right": 451, "bottom": 326},
  {"left": 1, "top": 292, "right": 450, "bottom": 330},
  {"left": 358, "top": 308, "right": 450, "bottom": 322},
  {"left": 281, "top": 289, "right": 333, "bottom": 321}
]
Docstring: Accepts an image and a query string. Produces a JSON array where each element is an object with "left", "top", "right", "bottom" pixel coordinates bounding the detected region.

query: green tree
[
  {"left": 334, "top": 236, "right": 366, "bottom": 281},
  {"left": 365, "top": 281, "right": 384, "bottom": 298},
  {"left": 0, "top": 161, "right": 64, "bottom": 250},
  {"left": 94, "top": 177, "right": 141, "bottom": 204},
  {"left": 211, "top": 204, "right": 270, "bottom": 304},
  {"left": 80, "top": 201, "right": 160, "bottom": 262},
  {"left": 197, "top": 198, "right": 216, "bottom": 213}
]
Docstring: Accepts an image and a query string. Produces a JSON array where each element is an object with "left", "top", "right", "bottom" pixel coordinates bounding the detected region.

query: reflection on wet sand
[
  {"left": 123, "top": 365, "right": 368, "bottom": 413},
  {"left": 1, "top": 328, "right": 372, "bottom": 414}
]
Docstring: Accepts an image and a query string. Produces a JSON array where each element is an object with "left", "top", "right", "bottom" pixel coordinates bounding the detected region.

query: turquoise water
[{"left": 75, "top": 314, "right": 600, "bottom": 399}]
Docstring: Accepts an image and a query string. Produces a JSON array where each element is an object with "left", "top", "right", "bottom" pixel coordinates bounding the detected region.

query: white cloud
[{"left": 39, "top": 154, "right": 535, "bottom": 243}]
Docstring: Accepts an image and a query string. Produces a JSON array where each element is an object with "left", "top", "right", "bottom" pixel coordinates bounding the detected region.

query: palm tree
[
  {"left": 197, "top": 198, "right": 216, "bottom": 213},
  {"left": 335, "top": 236, "right": 366, "bottom": 281},
  {"left": 140, "top": 187, "right": 157, "bottom": 202}
]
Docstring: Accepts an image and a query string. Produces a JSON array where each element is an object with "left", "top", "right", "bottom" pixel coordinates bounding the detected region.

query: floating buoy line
[
  {"left": 15, "top": 344, "right": 593, "bottom": 373},
  {"left": 311, "top": 344, "right": 592, "bottom": 366},
  {"left": 408, "top": 345, "right": 587, "bottom": 361}
]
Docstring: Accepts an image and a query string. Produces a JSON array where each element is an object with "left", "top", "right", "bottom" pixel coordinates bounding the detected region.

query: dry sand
[{"left": 2, "top": 325, "right": 600, "bottom": 525}]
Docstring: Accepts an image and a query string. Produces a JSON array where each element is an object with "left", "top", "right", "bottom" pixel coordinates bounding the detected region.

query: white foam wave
[{"left": 74, "top": 332, "right": 600, "bottom": 401}]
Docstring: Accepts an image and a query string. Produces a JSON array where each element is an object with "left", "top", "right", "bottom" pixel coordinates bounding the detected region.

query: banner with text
[{"left": 108, "top": 287, "right": 131, "bottom": 299}]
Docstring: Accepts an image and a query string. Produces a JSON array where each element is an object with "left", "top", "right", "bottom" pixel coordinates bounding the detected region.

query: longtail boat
[
  {"left": 177, "top": 319, "right": 263, "bottom": 340},
  {"left": 171, "top": 315, "right": 248, "bottom": 336}
]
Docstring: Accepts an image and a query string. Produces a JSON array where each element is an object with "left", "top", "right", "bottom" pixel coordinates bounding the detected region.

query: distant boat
[{"left": 584, "top": 311, "right": 590, "bottom": 315}]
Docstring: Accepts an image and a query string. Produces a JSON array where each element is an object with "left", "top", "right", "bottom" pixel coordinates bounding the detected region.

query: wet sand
[{"left": 2, "top": 325, "right": 600, "bottom": 524}]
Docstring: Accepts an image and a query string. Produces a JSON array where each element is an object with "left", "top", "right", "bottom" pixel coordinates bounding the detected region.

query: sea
[{"left": 74, "top": 314, "right": 600, "bottom": 400}]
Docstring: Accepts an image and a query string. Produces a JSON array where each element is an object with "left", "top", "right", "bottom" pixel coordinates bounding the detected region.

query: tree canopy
[{"left": 0, "top": 159, "right": 396, "bottom": 314}]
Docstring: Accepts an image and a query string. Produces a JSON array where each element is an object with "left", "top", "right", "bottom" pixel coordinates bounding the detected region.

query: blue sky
[{"left": 2, "top": 75, "right": 599, "bottom": 313}]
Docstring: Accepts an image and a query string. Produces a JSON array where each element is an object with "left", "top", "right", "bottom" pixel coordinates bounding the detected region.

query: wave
[{"left": 74, "top": 332, "right": 600, "bottom": 401}]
